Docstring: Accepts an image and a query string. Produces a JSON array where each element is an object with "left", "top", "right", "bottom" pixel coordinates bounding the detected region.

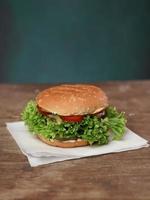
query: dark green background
[{"left": 0, "top": 0, "right": 150, "bottom": 83}]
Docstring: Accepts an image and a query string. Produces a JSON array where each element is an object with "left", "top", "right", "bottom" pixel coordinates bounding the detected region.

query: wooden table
[{"left": 0, "top": 81, "right": 150, "bottom": 200}]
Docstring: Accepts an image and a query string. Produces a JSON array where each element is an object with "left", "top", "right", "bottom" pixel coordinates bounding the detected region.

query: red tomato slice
[{"left": 61, "top": 115, "right": 84, "bottom": 122}]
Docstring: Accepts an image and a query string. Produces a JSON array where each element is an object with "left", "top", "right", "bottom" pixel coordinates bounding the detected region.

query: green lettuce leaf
[{"left": 21, "top": 101, "right": 127, "bottom": 145}]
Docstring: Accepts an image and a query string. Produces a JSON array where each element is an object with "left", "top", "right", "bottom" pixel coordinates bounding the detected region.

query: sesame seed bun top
[{"left": 36, "top": 84, "right": 108, "bottom": 116}]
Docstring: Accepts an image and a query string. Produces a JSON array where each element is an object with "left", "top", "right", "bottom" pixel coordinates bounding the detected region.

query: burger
[{"left": 22, "top": 84, "right": 126, "bottom": 148}]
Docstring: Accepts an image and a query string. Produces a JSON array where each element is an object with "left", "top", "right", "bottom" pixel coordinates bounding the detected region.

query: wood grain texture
[{"left": 0, "top": 81, "right": 150, "bottom": 200}]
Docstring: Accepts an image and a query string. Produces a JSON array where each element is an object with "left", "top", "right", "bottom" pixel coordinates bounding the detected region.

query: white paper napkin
[{"left": 6, "top": 122, "right": 149, "bottom": 167}]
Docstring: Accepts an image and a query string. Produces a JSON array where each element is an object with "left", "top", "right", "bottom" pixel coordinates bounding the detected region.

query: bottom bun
[{"left": 37, "top": 134, "right": 88, "bottom": 148}]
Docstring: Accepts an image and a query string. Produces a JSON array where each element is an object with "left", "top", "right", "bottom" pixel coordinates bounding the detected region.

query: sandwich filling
[{"left": 22, "top": 101, "right": 126, "bottom": 145}]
